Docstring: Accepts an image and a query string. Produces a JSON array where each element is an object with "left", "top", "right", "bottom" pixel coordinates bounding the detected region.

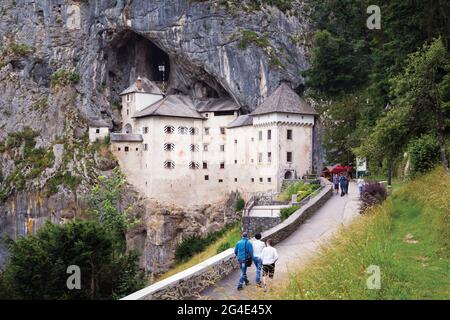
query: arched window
[
  {"left": 189, "top": 127, "right": 199, "bottom": 135},
  {"left": 190, "top": 144, "right": 199, "bottom": 152},
  {"left": 164, "top": 143, "right": 175, "bottom": 151},
  {"left": 164, "top": 160, "right": 175, "bottom": 169},
  {"left": 164, "top": 125, "right": 174, "bottom": 134},
  {"left": 177, "top": 126, "right": 188, "bottom": 134},
  {"left": 284, "top": 171, "right": 293, "bottom": 180},
  {"left": 189, "top": 161, "right": 199, "bottom": 169}
]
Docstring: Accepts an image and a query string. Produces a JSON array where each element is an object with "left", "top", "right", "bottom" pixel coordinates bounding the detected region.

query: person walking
[
  {"left": 339, "top": 173, "right": 346, "bottom": 196},
  {"left": 332, "top": 173, "right": 339, "bottom": 195},
  {"left": 234, "top": 231, "right": 254, "bottom": 290},
  {"left": 261, "top": 239, "right": 278, "bottom": 291},
  {"left": 252, "top": 233, "right": 265, "bottom": 286},
  {"left": 344, "top": 173, "right": 350, "bottom": 195},
  {"left": 357, "top": 176, "right": 365, "bottom": 197}
]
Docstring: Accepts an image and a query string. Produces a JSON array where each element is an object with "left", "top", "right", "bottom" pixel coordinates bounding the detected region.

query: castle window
[
  {"left": 125, "top": 146, "right": 129, "bottom": 152},
  {"left": 287, "top": 151, "right": 293, "bottom": 163},
  {"left": 251, "top": 158, "right": 254, "bottom": 163},
  {"left": 204, "top": 175, "right": 209, "bottom": 180},
  {"left": 144, "top": 144, "right": 148, "bottom": 151},
  {"left": 220, "top": 127, "right": 226, "bottom": 135},
  {"left": 268, "top": 152, "right": 272, "bottom": 163},
  {"left": 189, "top": 127, "right": 199, "bottom": 135},
  {"left": 234, "top": 139, "right": 237, "bottom": 144},
  {"left": 190, "top": 144, "right": 199, "bottom": 152},
  {"left": 259, "top": 178, "right": 263, "bottom": 182},
  {"left": 234, "top": 160, "right": 237, "bottom": 164},
  {"left": 204, "top": 127, "right": 210, "bottom": 135},
  {"left": 251, "top": 178, "right": 254, "bottom": 182},
  {"left": 205, "top": 113, "right": 209, "bottom": 118},
  {"left": 267, "top": 129, "right": 271, "bottom": 140},
  {"left": 220, "top": 162, "right": 225, "bottom": 169},
  {"left": 234, "top": 178, "right": 238, "bottom": 182},
  {"left": 287, "top": 129, "right": 293, "bottom": 140},
  {"left": 143, "top": 127, "right": 149, "bottom": 134},
  {"left": 258, "top": 153, "right": 262, "bottom": 163},
  {"left": 220, "top": 145, "right": 225, "bottom": 152},
  {"left": 268, "top": 178, "right": 272, "bottom": 182},
  {"left": 164, "top": 143, "right": 175, "bottom": 151},
  {"left": 126, "top": 94, "right": 130, "bottom": 102},
  {"left": 189, "top": 161, "right": 199, "bottom": 169},
  {"left": 218, "top": 179, "right": 223, "bottom": 183},
  {"left": 258, "top": 131, "right": 262, "bottom": 140},
  {"left": 126, "top": 109, "right": 129, "bottom": 115},
  {"left": 118, "top": 147, "right": 121, "bottom": 151},
  {"left": 203, "top": 162, "right": 208, "bottom": 169},
  {"left": 164, "top": 125, "right": 175, "bottom": 134},
  {"left": 164, "top": 160, "right": 175, "bottom": 169},
  {"left": 251, "top": 137, "right": 254, "bottom": 142},
  {"left": 178, "top": 126, "right": 188, "bottom": 134},
  {"left": 135, "top": 147, "right": 139, "bottom": 151},
  {"left": 95, "top": 128, "right": 100, "bottom": 134},
  {"left": 203, "top": 144, "right": 208, "bottom": 152}
]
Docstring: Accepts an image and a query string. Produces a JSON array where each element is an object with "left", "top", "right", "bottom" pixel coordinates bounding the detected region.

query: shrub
[
  {"left": 361, "top": 182, "right": 387, "bottom": 211},
  {"left": 0, "top": 220, "right": 144, "bottom": 300},
  {"left": 175, "top": 223, "right": 238, "bottom": 263},
  {"left": 235, "top": 196, "right": 245, "bottom": 211},
  {"left": 280, "top": 205, "right": 299, "bottom": 221},
  {"left": 216, "top": 241, "right": 231, "bottom": 254},
  {"left": 407, "top": 134, "right": 440, "bottom": 178},
  {"left": 51, "top": 68, "right": 80, "bottom": 87}
]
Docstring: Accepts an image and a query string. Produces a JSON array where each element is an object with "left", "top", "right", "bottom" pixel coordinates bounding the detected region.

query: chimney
[{"left": 136, "top": 76, "right": 142, "bottom": 91}]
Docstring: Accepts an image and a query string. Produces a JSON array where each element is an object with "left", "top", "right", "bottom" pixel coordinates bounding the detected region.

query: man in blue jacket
[{"left": 234, "top": 231, "right": 254, "bottom": 290}]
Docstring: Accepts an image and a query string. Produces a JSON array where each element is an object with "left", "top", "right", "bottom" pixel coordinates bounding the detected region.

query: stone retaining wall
[
  {"left": 121, "top": 181, "right": 332, "bottom": 300},
  {"left": 242, "top": 216, "right": 281, "bottom": 237}
]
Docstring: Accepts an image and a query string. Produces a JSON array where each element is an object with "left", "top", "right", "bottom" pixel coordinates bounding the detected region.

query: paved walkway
[{"left": 198, "top": 182, "right": 361, "bottom": 299}]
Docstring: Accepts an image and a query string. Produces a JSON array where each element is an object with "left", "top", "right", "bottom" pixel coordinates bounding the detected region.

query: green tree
[
  {"left": 390, "top": 37, "right": 449, "bottom": 171},
  {"left": 407, "top": 134, "right": 441, "bottom": 178},
  {"left": 87, "top": 167, "right": 138, "bottom": 251},
  {"left": 304, "top": 0, "right": 450, "bottom": 167},
  {"left": 356, "top": 38, "right": 450, "bottom": 180},
  {"left": 0, "top": 221, "right": 144, "bottom": 300}
]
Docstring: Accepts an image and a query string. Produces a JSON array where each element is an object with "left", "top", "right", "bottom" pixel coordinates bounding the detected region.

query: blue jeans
[
  {"left": 238, "top": 261, "right": 248, "bottom": 288},
  {"left": 254, "top": 257, "right": 263, "bottom": 284}
]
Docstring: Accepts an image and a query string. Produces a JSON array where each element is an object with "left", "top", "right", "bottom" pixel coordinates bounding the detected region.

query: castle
[{"left": 90, "top": 77, "right": 318, "bottom": 206}]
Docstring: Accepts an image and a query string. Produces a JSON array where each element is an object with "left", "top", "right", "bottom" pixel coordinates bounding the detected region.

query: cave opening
[
  {"left": 103, "top": 29, "right": 233, "bottom": 107},
  {"left": 106, "top": 31, "right": 171, "bottom": 99}
]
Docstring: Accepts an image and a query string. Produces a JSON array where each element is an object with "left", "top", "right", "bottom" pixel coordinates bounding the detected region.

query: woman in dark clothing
[{"left": 339, "top": 173, "right": 346, "bottom": 196}]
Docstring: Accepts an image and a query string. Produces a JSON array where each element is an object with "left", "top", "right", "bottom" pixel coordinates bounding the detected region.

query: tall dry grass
[{"left": 256, "top": 167, "right": 449, "bottom": 299}]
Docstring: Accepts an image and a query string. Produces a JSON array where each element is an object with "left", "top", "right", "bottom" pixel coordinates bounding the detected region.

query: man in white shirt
[
  {"left": 261, "top": 239, "right": 278, "bottom": 289},
  {"left": 252, "top": 233, "right": 265, "bottom": 286}
]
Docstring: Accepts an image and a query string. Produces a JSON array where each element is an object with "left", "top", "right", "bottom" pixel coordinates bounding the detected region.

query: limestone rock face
[
  {"left": 126, "top": 190, "right": 241, "bottom": 275},
  {"left": 0, "top": 0, "right": 313, "bottom": 272}
]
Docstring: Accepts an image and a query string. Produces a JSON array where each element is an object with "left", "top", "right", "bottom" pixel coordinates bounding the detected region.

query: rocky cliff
[{"left": 0, "top": 0, "right": 313, "bottom": 274}]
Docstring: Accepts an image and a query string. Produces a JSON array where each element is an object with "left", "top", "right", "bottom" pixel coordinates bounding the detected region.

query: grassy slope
[
  {"left": 152, "top": 224, "right": 242, "bottom": 283},
  {"left": 262, "top": 167, "right": 450, "bottom": 299}
]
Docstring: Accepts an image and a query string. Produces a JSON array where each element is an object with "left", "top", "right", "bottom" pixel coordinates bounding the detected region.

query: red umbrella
[{"left": 331, "top": 165, "right": 346, "bottom": 174}]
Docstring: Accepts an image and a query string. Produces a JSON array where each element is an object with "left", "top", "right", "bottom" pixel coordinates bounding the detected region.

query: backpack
[{"left": 244, "top": 240, "right": 252, "bottom": 267}]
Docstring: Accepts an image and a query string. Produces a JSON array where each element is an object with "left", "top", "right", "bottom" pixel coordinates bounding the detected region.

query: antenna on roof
[{"left": 158, "top": 63, "right": 167, "bottom": 95}]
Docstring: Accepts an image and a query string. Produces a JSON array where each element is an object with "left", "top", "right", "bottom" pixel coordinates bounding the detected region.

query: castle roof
[
  {"left": 110, "top": 133, "right": 143, "bottom": 142},
  {"left": 195, "top": 98, "right": 240, "bottom": 113},
  {"left": 119, "top": 77, "right": 163, "bottom": 96},
  {"left": 133, "top": 95, "right": 204, "bottom": 120},
  {"left": 251, "top": 82, "right": 317, "bottom": 116},
  {"left": 227, "top": 114, "right": 253, "bottom": 128}
]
